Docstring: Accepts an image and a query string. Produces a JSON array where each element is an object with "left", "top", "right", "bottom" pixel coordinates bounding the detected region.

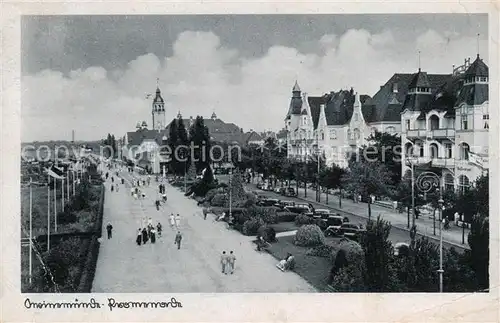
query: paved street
[
  {"left": 244, "top": 182, "right": 469, "bottom": 252},
  {"left": 92, "top": 171, "right": 316, "bottom": 292}
]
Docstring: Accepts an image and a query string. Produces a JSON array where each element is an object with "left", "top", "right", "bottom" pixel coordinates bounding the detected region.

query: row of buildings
[
  {"left": 120, "top": 86, "right": 286, "bottom": 173},
  {"left": 285, "top": 54, "right": 489, "bottom": 192}
]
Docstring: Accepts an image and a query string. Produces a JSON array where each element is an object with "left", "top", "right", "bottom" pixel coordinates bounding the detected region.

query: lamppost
[
  {"left": 438, "top": 196, "right": 444, "bottom": 293},
  {"left": 405, "top": 157, "right": 416, "bottom": 242},
  {"left": 229, "top": 167, "right": 233, "bottom": 219},
  {"left": 415, "top": 170, "right": 444, "bottom": 293}
]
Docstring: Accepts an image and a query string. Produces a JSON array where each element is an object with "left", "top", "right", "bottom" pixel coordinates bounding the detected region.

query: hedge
[{"left": 293, "top": 224, "right": 325, "bottom": 247}]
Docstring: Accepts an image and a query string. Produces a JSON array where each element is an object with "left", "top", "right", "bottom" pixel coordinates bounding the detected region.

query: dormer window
[{"left": 392, "top": 83, "right": 398, "bottom": 93}]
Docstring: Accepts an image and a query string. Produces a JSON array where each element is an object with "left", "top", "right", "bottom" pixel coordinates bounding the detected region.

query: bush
[
  {"left": 293, "top": 224, "right": 325, "bottom": 247},
  {"left": 277, "top": 211, "right": 297, "bottom": 222},
  {"left": 257, "top": 225, "right": 277, "bottom": 242},
  {"left": 210, "top": 193, "right": 227, "bottom": 207},
  {"left": 306, "top": 243, "right": 337, "bottom": 258},
  {"left": 259, "top": 207, "right": 278, "bottom": 224},
  {"left": 242, "top": 218, "right": 265, "bottom": 236},
  {"left": 295, "top": 214, "right": 313, "bottom": 226},
  {"left": 329, "top": 264, "right": 365, "bottom": 292}
]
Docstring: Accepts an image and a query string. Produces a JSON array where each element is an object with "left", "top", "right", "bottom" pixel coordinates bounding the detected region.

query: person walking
[
  {"left": 142, "top": 227, "right": 148, "bottom": 244},
  {"left": 157, "top": 222, "right": 162, "bottom": 237},
  {"left": 175, "top": 213, "right": 181, "bottom": 228},
  {"left": 155, "top": 199, "right": 161, "bottom": 211},
  {"left": 227, "top": 251, "right": 236, "bottom": 274},
  {"left": 169, "top": 213, "right": 175, "bottom": 228},
  {"left": 150, "top": 228, "right": 156, "bottom": 244},
  {"left": 111, "top": 184, "right": 114, "bottom": 192},
  {"left": 121, "top": 178, "right": 124, "bottom": 185},
  {"left": 111, "top": 176, "right": 114, "bottom": 183},
  {"left": 136, "top": 229, "right": 142, "bottom": 246},
  {"left": 174, "top": 231, "right": 182, "bottom": 250},
  {"left": 106, "top": 222, "right": 113, "bottom": 239},
  {"left": 220, "top": 251, "right": 228, "bottom": 274}
]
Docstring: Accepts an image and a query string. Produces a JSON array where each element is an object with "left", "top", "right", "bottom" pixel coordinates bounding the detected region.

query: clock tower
[{"left": 152, "top": 79, "right": 165, "bottom": 131}]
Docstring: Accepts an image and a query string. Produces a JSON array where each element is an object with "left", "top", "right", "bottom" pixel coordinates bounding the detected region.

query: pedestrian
[
  {"left": 136, "top": 229, "right": 142, "bottom": 246},
  {"left": 155, "top": 199, "right": 160, "bottom": 210},
  {"left": 157, "top": 222, "right": 162, "bottom": 237},
  {"left": 106, "top": 222, "right": 113, "bottom": 239},
  {"left": 175, "top": 213, "right": 181, "bottom": 228},
  {"left": 142, "top": 192, "right": 146, "bottom": 199},
  {"left": 142, "top": 227, "right": 148, "bottom": 244},
  {"left": 163, "top": 193, "right": 167, "bottom": 203},
  {"left": 150, "top": 228, "right": 156, "bottom": 243},
  {"left": 174, "top": 231, "right": 182, "bottom": 249},
  {"left": 106, "top": 172, "right": 109, "bottom": 180},
  {"left": 121, "top": 178, "right": 124, "bottom": 185},
  {"left": 169, "top": 213, "right": 175, "bottom": 228},
  {"left": 130, "top": 187, "right": 134, "bottom": 197},
  {"left": 111, "top": 176, "right": 114, "bottom": 183},
  {"left": 228, "top": 251, "right": 236, "bottom": 274},
  {"left": 454, "top": 212, "right": 459, "bottom": 225},
  {"left": 158, "top": 184, "right": 162, "bottom": 194},
  {"left": 220, "top": 251, "right": 228, "bottom": 274},
  {"left": 111, "top": 184, "right": 114, "bottom": 192}
]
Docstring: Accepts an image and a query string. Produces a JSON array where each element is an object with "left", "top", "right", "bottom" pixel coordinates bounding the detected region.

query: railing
[
  {"left": 431, "top": 158, "right": 456, "bottom": 168},
  {"left": 407, "top": 128, "right": 455, "bottom": 139}
]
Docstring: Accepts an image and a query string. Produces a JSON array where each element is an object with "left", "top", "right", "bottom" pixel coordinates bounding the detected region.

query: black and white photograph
[
  {"left": 2, "top": 3, "right": 499, "bottom": 322},
  {"left": 18, "top": 13, "right": 492, "bottom": 294}
]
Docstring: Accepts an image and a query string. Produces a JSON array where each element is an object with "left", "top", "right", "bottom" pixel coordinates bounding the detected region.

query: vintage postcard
[{"left": 1, "top": 1, "right": 499, "bottom": 322}]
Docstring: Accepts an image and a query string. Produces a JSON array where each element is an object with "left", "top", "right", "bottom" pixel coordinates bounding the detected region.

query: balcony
[
  {"left": 406, "top": 128, "right": 455, "bottom": 139},
  {"left": 431, "top": 158, "right": 455, "bottom": 168}
]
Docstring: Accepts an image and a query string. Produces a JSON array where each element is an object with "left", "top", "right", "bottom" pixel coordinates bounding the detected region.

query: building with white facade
[{"left": 401, "top": 55, "right": 489, "bottom": 192}]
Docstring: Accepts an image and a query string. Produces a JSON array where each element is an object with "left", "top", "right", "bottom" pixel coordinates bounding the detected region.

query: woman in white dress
[
  {"left": 169, "top": 213, "right": 175, "bottom": 228},
  {"left": 175, "top": 214, "right": 181, "bottom": 228}
]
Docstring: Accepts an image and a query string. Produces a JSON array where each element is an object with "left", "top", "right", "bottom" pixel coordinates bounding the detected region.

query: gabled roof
[
  {"left": 245, "top": 131, "right": 264, "bottom": 142},
  {"left": 307, "top": 96, "right": 325, "bottom": 129},
  {"left": 457, "top": 83, "right": 489, "bottom": 106},
  {"left": 126, "top": 129, "right": 166, "bottom": 147},
  {"left": 408, "top": 70, "right": 431, "bottom": 88},
  {"left": 276, "top": 129, "right": 287, "bottom": 139},
  {"left": 465, "top": 55, "right": 489, "bottom": 77}
]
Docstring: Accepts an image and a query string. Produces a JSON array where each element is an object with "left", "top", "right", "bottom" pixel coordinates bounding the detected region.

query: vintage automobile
[
  {"left": 257, "top": 198, "right": 280, "bottom": 207},
  {"left": 275, "top": 200, "right": 296, "bottom": 210},
  {"left": 285, "top": 187, "right": 297, "bottom": 197},
  {"left": 324, "top": 216, "right": 346, "bottom": 236},
  {"left": 284, "top": 204, "right": 311, "bottom": 214},
  {"left": 338, "top": 223, "right": 366, "bottom": 241}
]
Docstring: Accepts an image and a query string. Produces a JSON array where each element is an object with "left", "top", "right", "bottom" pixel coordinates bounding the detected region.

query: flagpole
[
  {"left": 61, "top": 177, "right": 65, "bottom": 211},
  {"left": 54, "top": 175, "right": 57, "bottom": 232},
  {"left": 67, "top": 170, "right": 70, "bottom": 200},
  {"left": 47, "top": 174, "right": 51, "bottom": 251},
  {"left": 29, "top": 177, "right": 33, "bottom": 284}
]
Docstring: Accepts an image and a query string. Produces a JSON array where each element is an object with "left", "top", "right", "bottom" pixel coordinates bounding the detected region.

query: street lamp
[
  {"left": 438, "top": 197, "right": 444, "bottom": 293},
  {"left": 405, "top": 157, "right": 416, "bottom": 240}
]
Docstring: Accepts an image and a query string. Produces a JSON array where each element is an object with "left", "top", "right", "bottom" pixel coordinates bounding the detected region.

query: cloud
[{"left": 21, "top": 29, "right": 488, "bottom": 142}]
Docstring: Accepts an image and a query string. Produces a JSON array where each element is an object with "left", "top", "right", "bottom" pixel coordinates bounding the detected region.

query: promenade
[{"left": 92, "top": 171, "right": 316, "bottom": 293}]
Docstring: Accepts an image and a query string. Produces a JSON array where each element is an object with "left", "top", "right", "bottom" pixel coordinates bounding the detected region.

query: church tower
[{"left": 152, "top": 79, "right": 166, "bottom": 131}]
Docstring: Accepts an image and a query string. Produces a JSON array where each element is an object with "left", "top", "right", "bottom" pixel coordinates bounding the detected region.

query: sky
[{"left": 21, "top": 14, "right": 488, "bottom": 142}]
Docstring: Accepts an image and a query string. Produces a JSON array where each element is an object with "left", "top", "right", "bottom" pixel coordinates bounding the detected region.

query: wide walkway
[{"left": 92, "top": 171, "right": 316, "bottom": 293}]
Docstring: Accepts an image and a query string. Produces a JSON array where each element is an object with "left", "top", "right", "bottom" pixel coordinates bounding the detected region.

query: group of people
[{"left": 220, "top": 251, "right": 237, "bottom": 274}]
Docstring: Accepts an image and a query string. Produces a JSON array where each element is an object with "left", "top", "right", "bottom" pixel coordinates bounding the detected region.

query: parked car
[
  {"left": 278, "top": 187, "right": 287, "bottom": 195},
  {"left": 393, "top": 242, "right": 410, "bottom": 257},
  {"left": 275, "top": 200, "right": 296, "bottom": 210},
  {"left": 314, "top": 209, "right": 332, "bottom": 218},
  {"left": 324, "top": 216, "right": 345, "bottom": 236},
  {"left": 284, "top": 204, "right": 311, "bottom": 214},
  {"left": 339, "top": 223, "right": 366, "bottom": 241},
  {"left": 285, "top": 187, "right": 297, "bottom": 197},
  {"left": 258, "top": 198, "right": 280, "bottom": 207}
]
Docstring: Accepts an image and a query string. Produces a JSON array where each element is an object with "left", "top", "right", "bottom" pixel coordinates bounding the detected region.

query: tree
[
  {"left": 474, "top": 173, "right": 489, "bottom": 217},
  {"left": 341, "top": 158, "right": 393, "bottom": 220},
  {"left": 468, "top": 215, "right": 489, "bottom": 290},
  {"left": 365, "top": 130, "right": 402, "bottom": 185},
  {"left": 320, "top": 164, "right": 345, "bottom": 206},
  {"left": 188, "top": 116, "right": 211, "bottom": 172},
  {"left": 361, "top": 216, "right": 395, "bottom": 291}
]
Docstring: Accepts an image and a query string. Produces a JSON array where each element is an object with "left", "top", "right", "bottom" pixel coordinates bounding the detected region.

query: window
[
  {"left": 405, "top": 143, "right": 414, "bottom": 156},
  {"left": 386, "top": 126, "right": 395, "bottom": 134},
  {"left": 354, "top": 129, "right": 361, "bottom": 140},
  {"left": 419, "top": 143, "right": 424, "bottom": 157},
  {"left": 483, "top": 114, "right": 489, "bottom": 120},
  {"left": 480, "top": 77, "right": 487, "bottom": 82},
  {"left": 460, "top": 143, "right": 470, "bottom": 160},
  {"left": 429, "top": 143, "right": 439, "bottom": 158},
  {"left": 484, "top": 121, "right": 489, "bottom": 129},
  {"left": 393, "top": 83, "right": 398, "bottom": 93},
  {"left": 354, "top": 113, "right": 358, "bottom": 121},
  {"left": 461, "top": 114, "right": 468, "bottom": 130},
  {"left": 406, "top": 120, "right": 411, "bottom": 130},
  {"left": 321, "top": 132, "right": 325, "bottom": 140},
  {"left": 329, "top": 129, "right": 337, "bottom": 140},
  {"left": 445, "top": 143, "right": 452, "bottom": 158},
  {"left": 458, "top": 175, "right": 470, "bottom": 194},
  {"left": 444, "top": 173, "right": 454, "bottom": 192},
  {"left": 347, "top": 129, "right": 352, "bottom": 140},
  {"left": 429, "top": 115, "right": 439, "bottom": 130}
]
